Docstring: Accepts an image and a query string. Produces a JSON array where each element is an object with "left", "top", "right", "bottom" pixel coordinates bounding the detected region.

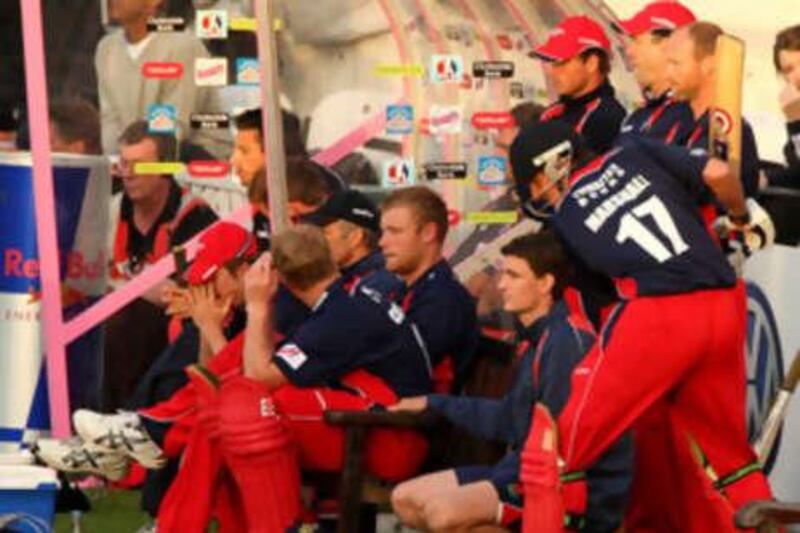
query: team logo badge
[
  {"left": 430, "top": 54, "right": 464, "bottom": 83},
  {"left": 236, "top": 58, "right": 260, "bottom": 86},
  {"left": 386, "top": 105, "right": 414, "bottom": 135},
  {"left": 196, "top": 10, "right": 228, "bottom": 39},
  {"left": 147, "top": 104, "right": 177, "bottom": 134},
  {"left": 477, "top": 156, "right": 507, "bottom": 185},
  {"left": 382, "top": 159, "right": 415, "bottom": 187},
  {"left": 194, "top": 58, "right": 228, "bottom": 86}
]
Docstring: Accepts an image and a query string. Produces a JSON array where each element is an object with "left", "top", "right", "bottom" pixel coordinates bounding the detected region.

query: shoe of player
[
  {"left": 73, "top": 410, "right": 165, "bottom": 470},
  {"left": 33, "top": 437, "right": 130, "bottom": 481}
]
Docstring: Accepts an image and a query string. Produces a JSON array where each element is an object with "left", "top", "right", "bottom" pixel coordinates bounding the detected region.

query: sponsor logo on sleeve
[
  {"left": 195, "top": 58, "right": 228, "bottom": 87},
  {"left": 276, "top": 343, "right": 308, "bottom": 370}
]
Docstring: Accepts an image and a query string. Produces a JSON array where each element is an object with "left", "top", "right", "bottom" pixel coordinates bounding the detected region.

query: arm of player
[
  {"left": 629, "top": 136, "right": 748, "bottom": 216},
  {"left": 427, "top": 394, "right": 515, "bottom": 443},
  {"left": 242, "top": 253, "right": 287, "bottom": 389}
]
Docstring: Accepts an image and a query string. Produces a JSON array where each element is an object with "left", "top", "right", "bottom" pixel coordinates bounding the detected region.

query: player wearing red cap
[
  {"left": 614, "top": 1, "right": 696, "bottom": 144},
  {"left": 36, "top": 222, "right": 258, "bottom": 519},
  {"left": 530, "top": 16, "right": 627, "bottom": 155},
  {"left": 155, "top": 225, "right": 434, "bottom": 531},
  {"left": 510, "top": 120, "right": 774, "bottom": 533}
]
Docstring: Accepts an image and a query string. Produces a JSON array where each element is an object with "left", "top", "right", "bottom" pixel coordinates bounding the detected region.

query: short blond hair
[
  {"left": 686, "top": 21, "right": 724, "bottom": 60},
  {"left": 272, "top": 225, "right": 336, "bottom": 291}
]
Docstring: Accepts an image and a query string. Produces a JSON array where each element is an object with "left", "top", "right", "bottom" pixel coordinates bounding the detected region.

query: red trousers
[
  {"left": 558, "top": 282, "right": 772, "bottom": 531},
  {"left": 272, "top": 370, "right": 429, "bottom": 481}
]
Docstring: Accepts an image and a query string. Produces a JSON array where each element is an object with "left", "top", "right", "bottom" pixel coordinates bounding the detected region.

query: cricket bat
[
  {"left": 453, "top": 218, "right": 540, "bottom": 283},
  {"left": 709, "top": 34, "right": 746, "bottom": 185},
  {"left": 754, "top": 350, "right": 800, "bottom": 465}
]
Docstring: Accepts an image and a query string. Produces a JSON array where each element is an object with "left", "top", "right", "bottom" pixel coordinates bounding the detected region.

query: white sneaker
[
  {"left": 33, "top": 437, "right": 130, "bottom": 481},
  {"left": 73, "top": 410, "right": 165, "bottom": 470}
]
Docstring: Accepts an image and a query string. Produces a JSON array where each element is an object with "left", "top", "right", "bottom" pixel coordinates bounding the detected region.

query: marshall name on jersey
[{"left": 553, "top": 146, "right": 736, "bottom": 298}]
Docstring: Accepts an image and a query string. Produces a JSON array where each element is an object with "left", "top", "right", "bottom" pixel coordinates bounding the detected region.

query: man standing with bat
[
  {"left": 667, "top": 22, "right": 762, "bottom": 198},
  {"left": 509, "top": 118, "right": 774, "bottom": 531}
]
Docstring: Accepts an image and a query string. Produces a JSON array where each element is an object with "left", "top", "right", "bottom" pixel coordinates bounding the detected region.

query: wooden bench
[{"left": 323, "top": 334, "right": 518, "bottom": 533}]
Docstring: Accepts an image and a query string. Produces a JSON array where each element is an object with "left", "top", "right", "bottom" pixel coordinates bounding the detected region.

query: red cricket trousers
[{"left": 558, "top": 282, "right": 772, "bottom": 530}]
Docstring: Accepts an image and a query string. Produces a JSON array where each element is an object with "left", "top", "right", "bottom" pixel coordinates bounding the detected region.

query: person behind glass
[
  {"left": 104, "top": 119, "right": 217, "bottom": 410},
  {"left": 49, "top": 98, "right": 103, "bottom": 156},
  {"left": 528, "top": 16, "right": 627, "bottom": 154},
  {"left": 96, "top": 0, "right": 230, "bottom": 157},
  {"left": 613, "top": 1, "right": 696, "bottom": 144},
  {"left": 766, "top": 24, "right": 800, "bottom": 189}
]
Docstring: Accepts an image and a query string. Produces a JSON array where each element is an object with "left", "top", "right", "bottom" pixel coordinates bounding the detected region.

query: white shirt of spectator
[{"left": 125, "top": 33, "right": 154, "bottom": 62}]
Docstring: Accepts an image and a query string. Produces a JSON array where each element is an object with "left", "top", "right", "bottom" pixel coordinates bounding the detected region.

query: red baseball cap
[
  {"left": 613, "top": 2, "right": 696, "bottom": 37},
  {"left": 185, "top": 222, "right": 258, "bottom": 285},
  {"left": 530, "top": 16, "right": 611, "bottom": 62}
]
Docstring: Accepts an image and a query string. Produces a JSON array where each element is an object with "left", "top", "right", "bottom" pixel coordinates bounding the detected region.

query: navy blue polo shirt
[
  {"left": 272, "top": 278, "right": 432, "bottom": 397},
  {"left": 540, "top": 81, "right": 627, "bottom": 155},
  {"left": 396, "top": 260, "right": 479, "bottom": 389},
  {"left": 552, "top": 138, "right": 736, "bottom": 298},
  {"left": 341, "top": 251, "right": 403, "bottom": 297},
  {"left": 428, "top": 301, "right": 633, "bottom": 531},
  {"left": 619, "top": 91, "right": 694, "bottom": 146},
  {"left": 681, "top": 111, "right": 760, "bottom": 198}
]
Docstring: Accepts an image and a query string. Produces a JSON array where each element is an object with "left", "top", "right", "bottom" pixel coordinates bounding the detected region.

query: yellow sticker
[
  {"left": 133, "top": 162, "right": 186, "bottom": 175},
  {"left": 230, "top": 17, "right": 257, "bottom": 31},
  {"left": 465, "top": 211, "right": 519, "bottom": 224},
  {"left": 374, "top": 64, "right": 425, "bottom": 77}
]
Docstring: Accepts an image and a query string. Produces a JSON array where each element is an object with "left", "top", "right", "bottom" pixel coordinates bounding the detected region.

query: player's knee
[{"left": 422, "top": 497, "right": 461, "bottom": 531}]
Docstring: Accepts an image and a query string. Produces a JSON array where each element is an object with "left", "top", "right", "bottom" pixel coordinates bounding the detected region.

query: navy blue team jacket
[
  {"left": 552, "top": 138, "right": 736, "bottom": 299},
  {"left": 428, "top": 301, "right": 633, "bottom": 531},
  {"left": 541, "top": 81, "right": 627, "bottom": 155}
]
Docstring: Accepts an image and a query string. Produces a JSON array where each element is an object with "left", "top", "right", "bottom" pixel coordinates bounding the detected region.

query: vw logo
[{"left": 745, "top": 281, "right": 784, "bottom": 470}]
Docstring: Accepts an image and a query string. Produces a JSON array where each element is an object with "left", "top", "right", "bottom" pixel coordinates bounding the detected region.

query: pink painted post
[{"left": 19, "top": 0, "right": 71, "bottom": 437}]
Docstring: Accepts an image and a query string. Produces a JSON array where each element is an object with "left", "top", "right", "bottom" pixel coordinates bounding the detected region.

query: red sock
[{"left": 219, "top": 376, "right": 301, "bottom": 532}]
